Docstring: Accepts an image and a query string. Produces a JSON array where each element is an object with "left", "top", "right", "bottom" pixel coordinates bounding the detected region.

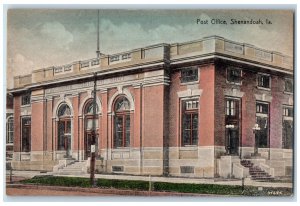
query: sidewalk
[{"left": 6, "top": 170, "right": 293, "bottom": 189}]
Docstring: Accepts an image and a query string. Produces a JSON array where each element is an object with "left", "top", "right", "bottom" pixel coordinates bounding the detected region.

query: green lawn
[{"left": 20, "top": 176, "right": 293, "bottom": 196}]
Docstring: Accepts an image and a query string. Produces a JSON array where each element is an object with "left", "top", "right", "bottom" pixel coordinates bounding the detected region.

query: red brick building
[{"left": 9, "top": 36, "right": 293, "bottom": 179}]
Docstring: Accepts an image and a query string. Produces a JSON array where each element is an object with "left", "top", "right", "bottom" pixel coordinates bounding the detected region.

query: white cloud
[
  {"left": 11, "top": 53, "right": 34, "bottom": 75},
  {"left": 6, "top": 53, "right": 35, "bottom": 89},
  {"left": 40, "top": 21, "right": 74, "bottom": 48}
]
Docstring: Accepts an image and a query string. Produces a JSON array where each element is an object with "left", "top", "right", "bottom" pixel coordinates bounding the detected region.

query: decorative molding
[
  {"left": 52, "top": 96, "right": 74, "bottom": 118},
  {"left": 177, "top": 89, "right": 203, "bottom": 98},
  {"left": 255, "top": 93, "right": 273, "bottom": 102},
  {"left": 78, "top": 92, "right": 102, "bottom": 116},
  {"left": 108, "top": 88, "right": 135, "bottom": 113},
  {"left": 224, "top": 88, "right": 244, "bottom": 98}
]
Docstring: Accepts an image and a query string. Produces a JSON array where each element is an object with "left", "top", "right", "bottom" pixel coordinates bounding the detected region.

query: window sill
[
  {"left": 257, "top": 86, "right": 271, "bottom": 91},
  {"left": 226, "top": 80, "right": 242, "bottom": 86},
  {"left": 180, "top": 145, "right": 198, "bottom": 151},
  {"left": 283, "top": 91, "right": 293, "bottom": 95},
  {"left": 112, "top": 148, "right": 130, "bottom": 152},
  {"left": 180, "top": 80, "right": 199, "bottom": 86},
  {"left": 21, "top": 104, "right": 31, "bottom": 108}
]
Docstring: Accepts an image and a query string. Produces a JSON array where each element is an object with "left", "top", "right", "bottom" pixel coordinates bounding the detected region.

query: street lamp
[{"left": 252, "top": 123, "right": 261, "bottom": 156}]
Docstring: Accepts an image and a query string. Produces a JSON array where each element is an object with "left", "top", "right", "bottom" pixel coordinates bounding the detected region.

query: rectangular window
[
  {"left": 180, "top": 67, "right": 198, "bottom": 83},
  {"left": 282, "top": 105, "right": 293, "bottom": 149},
  {"left": 257, "top": 74, "right": 270, "bottom": 88},
  {"left": 283, "top": 106, "right": 293, "bottom": 117},
  {"left": 7, "top": 117, "right": 14, "bottom": 144},
  {"left": 282, "top": 120, "right": 293, "bottom": 149},
  {"left": 180, "top": 166, "right": 194, "bottom": 174},
  {"left": 256, "top": 103, "right": 269, "bottom": 114},
  {"left": 225, "top": 99, "right": 237, "bottom": 116},
  {"left": 114, "top": 114, "right": 130, "bottom": 148},
  {"left": 182, "top": 100, "right": 199, "bottom": 146},
  {"left": 285, "top": 78, "right": 293, "bottom": 93},
  {"left": 227, "top": 67, "right": 242, "bottom": 84},
  {"left": 21, "top": 117, "right": 31, "bottom": 152},
  {"left": 112, "top": 166, "right": 124, "bottom": 172},
  {"left": 21, "top": 93, "right": 31, "bottom": 105}
]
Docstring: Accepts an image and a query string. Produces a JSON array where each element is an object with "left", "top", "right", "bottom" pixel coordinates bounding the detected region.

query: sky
[{"left": 6, "top": 9, "right": 294, "bottom": 89}]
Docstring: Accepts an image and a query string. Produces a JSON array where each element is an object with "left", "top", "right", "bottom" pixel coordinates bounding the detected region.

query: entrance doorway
[
  {"left": 84, "top": 100, "right": 99, "bottom": 160},
  {"left": 225, "top": 98, "right": 240, "bottom": 155},
  {"left": 58, "top": 119, "right": 72, "bottom": 157},
  {"left": 57, "top": 104, "right": 72, "bottom": 158}
]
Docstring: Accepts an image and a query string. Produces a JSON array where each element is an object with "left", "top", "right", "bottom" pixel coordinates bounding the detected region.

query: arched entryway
[
  {"left": 57, "top": 104, "right": 72, "bottom": 158},
  {"left": 84, "top": 100, "right": 99, "bottom": 160}
]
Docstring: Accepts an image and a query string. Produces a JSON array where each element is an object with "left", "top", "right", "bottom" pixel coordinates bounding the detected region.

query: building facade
[
  {"left": 9, "top": 36, "right": 293, "bottom": 178},
  {"left": 6, "top": 94, "right": 14, "bottom": 161}
]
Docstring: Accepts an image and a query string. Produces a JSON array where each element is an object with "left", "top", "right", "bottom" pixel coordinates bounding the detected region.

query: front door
[
  {"left": 225, "top": 98, "right": 240, "bottom": 155},
  {"left": 84, "top": 133, "right": 93, "bottom": 159},
  {"left": 226, "top": 128, "right": 239, "bottom": 155},
  {"left": 58, "top": 119, "right": 71, "bottom": 157},
  {"left": 256, "top": 116, "right": 269, "bottom": 148},
  {"left": 64, "top": 135, "right": 71, "bottom": 157}
]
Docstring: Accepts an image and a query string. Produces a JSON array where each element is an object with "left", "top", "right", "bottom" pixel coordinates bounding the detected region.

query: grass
[{"left": 20, "top": 176, "right": 293, "bottom": 196}]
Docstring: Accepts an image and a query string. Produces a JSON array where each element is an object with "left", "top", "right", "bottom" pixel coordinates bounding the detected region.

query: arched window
[
  {"left": 6, "top": 116, "right": 14, "bottom": 144},
  {"left": 114, "top": 96, "right": 130, "bottom": 148},
  {"left": 58, "top": 104, "right": 71, "bottom": 117},
  {"left": 57, "top": 104, "right": 72, "bottom": 156},
  {"left": 84, "top": 100, "right": 99, "bottom": 159}
]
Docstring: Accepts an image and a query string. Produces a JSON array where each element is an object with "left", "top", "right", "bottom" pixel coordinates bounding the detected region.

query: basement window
[
  {"left": 112, "top": 166, "right": 124, "bottom": 172},
  {"left": 180, "top": 166, "right": 194, "bottom": 174}
]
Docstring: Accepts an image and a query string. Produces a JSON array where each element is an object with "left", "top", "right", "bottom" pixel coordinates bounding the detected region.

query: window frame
[
  {"left": 57, "top": 104, "right": 72, "bottom": 151},
  {"left": 181, "top": 99, "right": 199, "bottom": 146},
  {"left": 113, "top": 96, "right": 131, "bottom": 148},
  {"left": 21, "top": 93, "right": 31, "bottom": 106},
  {"left": 21, "top": 116, "right": 31, "bottom": 152},
  {"left": 257, "top": 73, "right": 271, "bottom": 90},
  {"left": 284, "top": 78, "right": 293, "bottom": 93},
  {"left": 283, "top": 105, "right": 293, "bottom": 118},
  {"left": 6, "top": 116, "right": 14, "bottom": 144},
  {"left": 180, "top": 66, "right": 199, "bottom": 84},
  {"left": 282, "top": 105, "right": 293, "bottom": 149},
  {"left": 255, "top": 101, "right": 270, "bottom": 148},
  {"left": 226, "top": 67, "right": 242, "bottom": 85}
]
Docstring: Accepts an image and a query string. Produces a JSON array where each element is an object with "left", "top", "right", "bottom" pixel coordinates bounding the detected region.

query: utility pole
[
  {"left": 90, "top": 72, "right": 97, "bottom": 186},
  {"left": 96, "top": 10, "right": 100, "bottom": 59},
  {"left": 90, "top": 9, "right": 100, "bottom": 186}
]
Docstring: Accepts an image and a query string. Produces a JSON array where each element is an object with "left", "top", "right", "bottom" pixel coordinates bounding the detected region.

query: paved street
[{"left": 6, "top": 187, "right": 114, "bottom": 196}]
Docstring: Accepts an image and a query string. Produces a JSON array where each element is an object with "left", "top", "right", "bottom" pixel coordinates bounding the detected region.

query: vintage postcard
[{"left": 5, "top": 8, "right": 294, "bottom": 198}]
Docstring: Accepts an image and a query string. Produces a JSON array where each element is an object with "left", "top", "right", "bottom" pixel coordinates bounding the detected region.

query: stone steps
[
  {"left": 56, "top": 161, "right": 87, "bottom": 175},
  {"left": 241, "top": 159, "right": 274, "bottom": 181}
]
